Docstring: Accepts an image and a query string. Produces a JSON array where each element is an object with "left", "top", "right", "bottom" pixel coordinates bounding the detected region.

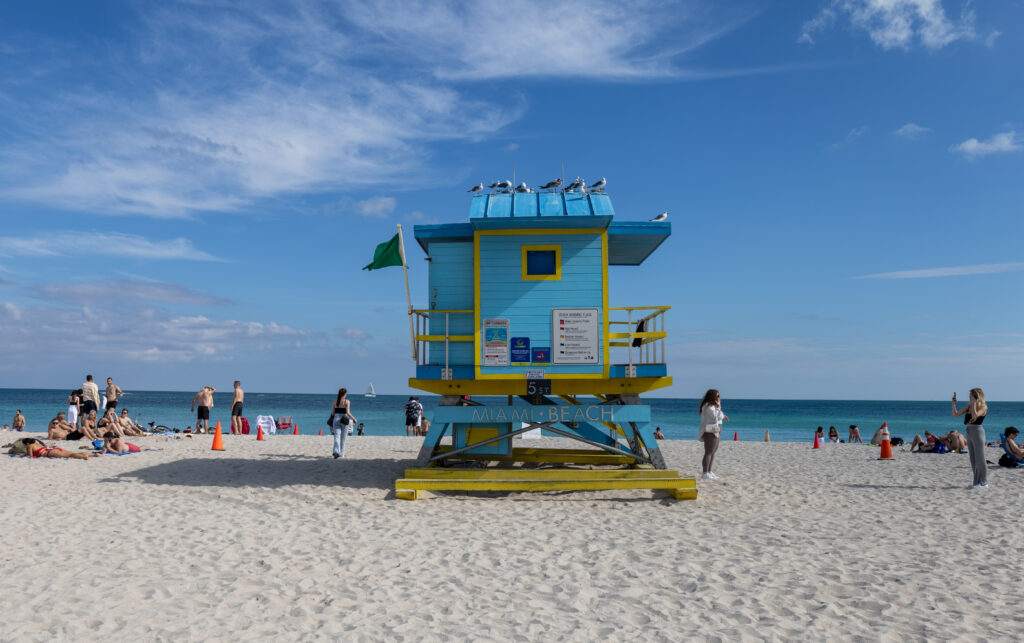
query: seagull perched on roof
[
  {"left": 468, "top": 182, "right": 483, "bottom": 193},
  {"left": 488, "top": 180, "right": 501, "bottom": 189},
  {"left": 514, "top": 182, "right": 532, "bottom": 193},
  {"left": 495, "top": 179, "right": 512, "bottom": 190},
  {"left": 589, "top": 177, "right": 606, "bottom": 192},
  {"left": 539, "top": 178, "right": 561, "bottom": 190},
  {"left": 564, "top": 176, "right": 583, "bottom": 192},
  {"left": 650, "top": 211, "right": 668, "bottom": 222}
]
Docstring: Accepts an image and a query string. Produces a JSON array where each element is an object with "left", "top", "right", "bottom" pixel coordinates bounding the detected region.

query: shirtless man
[
  {"left": 230, "top": 380, "right": 244, "bottom": 435},
  {"left": 118, "top": 408, "right": 145, "bottom": 436},
  {"left": 12, "top": 410, "right": 25, "bottom": 432},
  {"left": 105, "top": 378, "right": 124, "bottom": 412},
  {"left": 98, "top": 408, "right": 125, "bottom": 437},
  {"left": 47, "top": 412, "right": 76, "bottom": 440},
  {"left": 191, "top": 386, "right": 215, "bottom": 434}
]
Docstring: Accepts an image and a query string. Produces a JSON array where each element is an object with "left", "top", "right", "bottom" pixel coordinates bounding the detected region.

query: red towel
[{"left": 241, "top": 417, "right": 250, "bottom": 435}]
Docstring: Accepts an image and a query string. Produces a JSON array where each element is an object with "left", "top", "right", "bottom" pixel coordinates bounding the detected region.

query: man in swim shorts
[
  {"left": 12, "top": 410, "right": 25, "bottom": 432},
  {"left": 105, "top": 377, "right": 124, "bottom": 411},
  {"left": 81, "top": 374, "right": 100, "bottom": 418},
  {"left": 230, "top": 380, "right": 244, "bottom": 435},
  {"left": 190, "top": 385, "right": 215, "bottom": 434}
]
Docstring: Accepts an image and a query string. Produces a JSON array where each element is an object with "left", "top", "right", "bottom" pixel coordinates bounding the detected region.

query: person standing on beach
[
  {"left": 190, "top": 386, "right": 215, "bottom": 434},
  {"left": 330, "top": 388, "right": 357, "bottom": 459},
  {"left": 104, "top": 378, "right": 124, "bottom": 412},
  {"left": 403, "top": 397, "right": 422, "bottom": 436},
  {"left": 12, "top": 409, "right": 25, "bottom": 432},
  {"left": 698, "top": 389, "right": 728, "bottom": 480},
  {"left": 81, "top": 375, "right": 100, "bottom": 420},
  {"left": 953, "top": 388, "right": 989, "bottom": 489},
  {"left": 848, "top": 425, "right": 863, "bottom": 444},
  {"left": 230, "top": 381, "right": 244, "bottom": 435}
]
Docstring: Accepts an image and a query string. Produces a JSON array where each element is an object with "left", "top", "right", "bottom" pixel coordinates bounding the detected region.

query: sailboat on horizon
[{"left": 365, "top": 383, "right": 376, "bottom": 398}]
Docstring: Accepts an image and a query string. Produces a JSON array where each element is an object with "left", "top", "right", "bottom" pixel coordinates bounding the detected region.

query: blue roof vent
[{"left": 469, "top": 192, "right": 615, "bottom": 219}]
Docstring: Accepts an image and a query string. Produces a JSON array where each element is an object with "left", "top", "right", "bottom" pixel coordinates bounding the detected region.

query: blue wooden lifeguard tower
[{"left": 393, "top": 187, "right": 695, "bottom": 500}]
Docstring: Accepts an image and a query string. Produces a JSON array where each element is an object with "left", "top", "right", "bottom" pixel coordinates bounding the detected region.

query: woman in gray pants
[{"left": 952, "top": 388, "right": 988, "bottom": 489}]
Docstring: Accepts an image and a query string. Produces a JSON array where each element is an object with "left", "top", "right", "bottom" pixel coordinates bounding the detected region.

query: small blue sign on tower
[
  {"left": 510, "top": 337, "right": 531, "bottom": 364},
  {"left": 532, "top": 347, "right": 551, "bottom": 365}
]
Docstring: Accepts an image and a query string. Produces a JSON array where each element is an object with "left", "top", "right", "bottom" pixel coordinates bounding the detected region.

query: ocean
[{"left": 3, "top": 388, "right": 1021, "bottom": 442}]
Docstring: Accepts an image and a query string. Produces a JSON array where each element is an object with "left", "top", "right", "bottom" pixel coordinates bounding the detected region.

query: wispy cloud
[
  {"left": 949, "top": 131, "right": 1021, "bottom": 159},
  {"left": 830, "top": 125, "right": 869, "bottom": 149},
  {"left": 854, "top": 262, "right": 1024, "bottom": 280},
  {"left": 32, "top": 279, "right": 231, "bottom": 307},
  {"left": 800, "top": 0, "right": 987, "bottom": 50},
  {"left": 0, "top": 1, "right": 758, "bottom": 218},
  {"left": 354, "top": 196, "right": 397, "bottom": 219},
  {"left": 893, "top": 122, "right": 930, "bottom": 139},
  {"left": 0, "top": 233, "right": 221, "bottom": 261}
]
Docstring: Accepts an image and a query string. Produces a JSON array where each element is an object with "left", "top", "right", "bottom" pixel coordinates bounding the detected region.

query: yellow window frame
[{"left": 521, "top": 244, "right": 562, "bottom": 281}]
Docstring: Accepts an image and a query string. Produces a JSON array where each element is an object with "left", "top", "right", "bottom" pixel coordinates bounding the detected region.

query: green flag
[{"left": 362, "top": 233, "right": 404, "bottom": 271}]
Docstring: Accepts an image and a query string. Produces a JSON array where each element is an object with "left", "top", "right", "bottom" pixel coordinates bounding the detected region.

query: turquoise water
[{"left": 3, "top": 388, "right": 1022, "bottom": 442}]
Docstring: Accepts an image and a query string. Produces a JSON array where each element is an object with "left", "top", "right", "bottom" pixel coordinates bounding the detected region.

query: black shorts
[
  {"left": 231, "top": 402, "right": 243, "bottom": 417},
  {"left": 82, "top": 400, "right": 97, "bottom": 415},
  {"left": 107, "top": 400, "right": 117, "bottom": 410},
  {"left": 197, "top": 405, "right": 210, "bottom": 420}
]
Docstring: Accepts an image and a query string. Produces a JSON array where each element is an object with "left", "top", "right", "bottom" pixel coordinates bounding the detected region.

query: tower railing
[
  {"left": 412, "top": 309, "right": 473, "bottom": 378},
  {"left": 608, "top": 305, "right": 670, "bottom": 376}
]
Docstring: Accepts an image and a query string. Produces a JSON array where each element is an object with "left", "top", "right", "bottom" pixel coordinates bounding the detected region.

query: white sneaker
[
  {"left": 701, "top": 473, "right": 712, "bottom": 480},
  {"left": 971, "top": 483, "right": 989, "bottom": 489},
  {"left": 708, "top": 472, "right": 720, "bottom": 479}
]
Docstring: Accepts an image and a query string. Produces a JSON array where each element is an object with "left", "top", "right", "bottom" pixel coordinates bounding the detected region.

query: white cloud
[
  {"left": 0, "top": 233, "right": 221, "bottom": 261},
  {"left": 800, "top": 0, "right": 984, "bottom": 50},
  {"left": 854, "top": 262, "right": 1024, "bottom": 279},
  {"left": 354, "top": 196, "right": 397, "bottom": 219},
  {"left": 504, "top": 143, "right": 519, "bottom": 152},
  {"left": 893, "top": 122, "right": 930, "bottom": 139},
  {"left": 830, "top": 125, "right": 869, "bottom": 149},
  {"left": 33, "top": 279, "right": 231, "bottom": 307},
  {"left": 0, "top": 1, "right": 755, "bottom": 218},
  {"left": 949, "top": 131, "right": 1021, "bottom": 159}
]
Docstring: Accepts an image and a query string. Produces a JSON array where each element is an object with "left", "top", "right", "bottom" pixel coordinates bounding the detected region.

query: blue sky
[{"left": 0, "top": 0, "right": 1021, "bottom": 399}]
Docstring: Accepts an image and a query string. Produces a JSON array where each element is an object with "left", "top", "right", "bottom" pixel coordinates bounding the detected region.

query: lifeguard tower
[{"left": 394, "top": 185, "right": 695, "bottom": 500}]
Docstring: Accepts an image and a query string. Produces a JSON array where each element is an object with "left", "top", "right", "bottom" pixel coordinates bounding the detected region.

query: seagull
[
  {"left": 488, "top": 180, "right": 501, "bottom": 189},
  {"left": 514, "top": 182, "right": 532, "bottom": 193},
  {"left": 495, "top": 179, "right": 512, "bottom": 190},
  {"left": 539, "top": 178, "right": 561, "bottom": 190},
  {"left": 650, "top": 211, "right": 668, "bottom": 222},
  {"left": 564, "top": 176, "right": 583, "bottom": 192},
  {"left": 589, "top": 177, "right": 606, "bottom": 192},
  {"left": 468, "top": 182, "right": 483, "bottom": 193}
]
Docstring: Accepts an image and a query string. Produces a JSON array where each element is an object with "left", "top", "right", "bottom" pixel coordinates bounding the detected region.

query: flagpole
[{"left": 396, "top": 224, "right": 417, "bottom": 361}]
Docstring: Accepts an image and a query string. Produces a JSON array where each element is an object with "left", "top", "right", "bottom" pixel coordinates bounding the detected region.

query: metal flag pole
[{"left": 397, "top": 224, "right": 417, "bottom": 361}]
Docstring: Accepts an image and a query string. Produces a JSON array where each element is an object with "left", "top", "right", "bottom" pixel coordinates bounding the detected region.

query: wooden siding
[
  {"left": 479, "top": 232, "right": 603, "bottom": 375},
  {"left": 427, "top": 241, "right": 474, "bottom": 365}
]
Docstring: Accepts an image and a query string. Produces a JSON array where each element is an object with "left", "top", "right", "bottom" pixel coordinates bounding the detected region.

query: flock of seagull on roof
[{"left": 468, "top": 176, "right": 606, "bottom": 195}]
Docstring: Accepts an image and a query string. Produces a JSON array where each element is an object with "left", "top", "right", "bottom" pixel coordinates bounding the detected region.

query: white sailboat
[{"left": 365, "top": 383, "right": 376, "bottom": 398}]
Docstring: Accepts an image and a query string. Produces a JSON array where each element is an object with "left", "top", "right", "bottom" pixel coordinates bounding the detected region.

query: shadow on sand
[{"left": 100, "top": 454, "right": 413, "bottom": 491}]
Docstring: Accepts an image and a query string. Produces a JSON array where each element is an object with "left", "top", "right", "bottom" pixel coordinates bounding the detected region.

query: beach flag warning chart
[{"left": 552, "top": 308, "right": 600, "bottom": 364}]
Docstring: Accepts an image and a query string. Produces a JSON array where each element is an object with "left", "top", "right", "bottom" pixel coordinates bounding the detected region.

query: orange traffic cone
[
  {"left": 812, "top": 433, "right": 821, "bottom": 449},
  {"left": 293, "top": 423, "right": 299, "bottom": 436},
  {"left": 733, "top": 431, "right": 739, "bottom": 441},
  {"left": 878, "top": 422, "right": 894, "bottom": 460},
  {"left": 211, "top": 421, "right": 224, "bottom": 451},
  {"left": 764, "top": 430, "right": 771, "bottom": 442},
  {"left": 256, "top": 425, "right": 264, "bottom": 441},
  {"left": 318, "top": 428, "right": 323, "bottom": 436}
]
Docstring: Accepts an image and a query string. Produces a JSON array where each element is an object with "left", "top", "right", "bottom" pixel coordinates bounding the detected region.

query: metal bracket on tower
[{"left": 441, "top": 368, "right": 453, "bottom": 380}]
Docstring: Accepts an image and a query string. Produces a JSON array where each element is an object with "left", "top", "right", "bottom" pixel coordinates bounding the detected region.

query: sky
[{"left": 0, "top": 0, "right": 1022, "bottom": 400}]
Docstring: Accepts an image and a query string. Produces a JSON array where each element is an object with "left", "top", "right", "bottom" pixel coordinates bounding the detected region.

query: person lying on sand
[
  {"left": 47, "top": 412, "right": 77, "bottom": 440},
  {"left": 12, "top": 437, "right": 101, "bottom": 459},
  {"left": 909, "top": 431, "right": 939, "bottom": 453},
  {"left": 101, "top": 432, "right": 156, "bottom": 454}
]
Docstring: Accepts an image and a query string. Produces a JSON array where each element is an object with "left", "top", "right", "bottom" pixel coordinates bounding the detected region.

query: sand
[{"left": 2, "top": 432, "right": 1022, "bottom": 641}]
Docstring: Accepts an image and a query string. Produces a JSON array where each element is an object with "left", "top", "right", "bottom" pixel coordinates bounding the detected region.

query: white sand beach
[{"left": 2, "top": 434, "right": 1022, "bottom": 641}]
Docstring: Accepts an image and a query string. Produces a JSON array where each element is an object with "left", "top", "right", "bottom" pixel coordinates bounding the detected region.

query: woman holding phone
[
  {"left": 698, "top": 389, "right": 729, "bottom": 480},
  {"left": 952, "top": 388, "right": 988, "bottom": 489}
]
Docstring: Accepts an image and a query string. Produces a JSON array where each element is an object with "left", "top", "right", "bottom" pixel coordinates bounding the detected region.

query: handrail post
[
  {"left": 445, "top": 312, "right": 450, "bottom": 379},
  {"left": 627, "top": 309, "right": 633, "bottom": 377}
]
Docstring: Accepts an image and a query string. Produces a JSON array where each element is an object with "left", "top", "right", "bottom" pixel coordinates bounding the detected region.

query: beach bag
[
  {"left": 933, "top": 442, "right": 948, "bottom": 454},
  {"left": 998, "top": 453, "right": 1019, "bottom": 468},
  {"left": 890, "top": 437, "right": 904, "bottom": 447}
]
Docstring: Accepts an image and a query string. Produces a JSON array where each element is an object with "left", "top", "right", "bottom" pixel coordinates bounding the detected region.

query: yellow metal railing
[
  {"left": 609, "top": 306, "right": 670, "bottom": 375},
  {"left": 412, "top": 309, "right": 473, "bottom": 378}
]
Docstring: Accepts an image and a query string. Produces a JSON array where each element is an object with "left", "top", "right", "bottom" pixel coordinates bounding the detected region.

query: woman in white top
[{"left": 698, "top": 389, "right": 729, "bottom": 480}]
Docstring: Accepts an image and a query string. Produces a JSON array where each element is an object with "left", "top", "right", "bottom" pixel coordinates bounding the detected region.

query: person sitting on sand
[
  {"left": 97, "top": 408, "right": 124, "bottom": 437},
  {"left": 828, "top": 426, "right": 840, "bottom": 443},
  {"left": 848, "top": 424, "right": 863, "bottom": 443},
  {"left": 909, "top": 431, "right": 939, "bottom": 453},
  {"left": 117, "top": 409, "right": 146, "bottom": 436},
  {"left": 1000, "top": 427, "right": 1023, "bottom": 461},
  {"left": 654, "top": 427, "right": 666, "bottom": 440},
  {"left": 943, "top": 430, "right": 968, "bottom": 453},
  {"left": 869, "top": 424, "right": 891, "bottom": 446},
  {"left": 47, "top": 412, "right": 77, "bottom": 440},
  {"left": 101, "top": 431, "right": 155, "bottom": 454},
  {"left": 13, "top": 437, "right": 101, "bottom": 459},
  {"left": 815, "top": 426, "right": 825, "bottom": 443}
]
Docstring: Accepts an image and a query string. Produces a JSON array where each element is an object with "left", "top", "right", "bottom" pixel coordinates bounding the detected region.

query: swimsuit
[
  {"left": 197, "top": 405, "right": 210, "bottom": 420},
  {"left": 231, "top": 402, "right": 243, "bottom": 417}
]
